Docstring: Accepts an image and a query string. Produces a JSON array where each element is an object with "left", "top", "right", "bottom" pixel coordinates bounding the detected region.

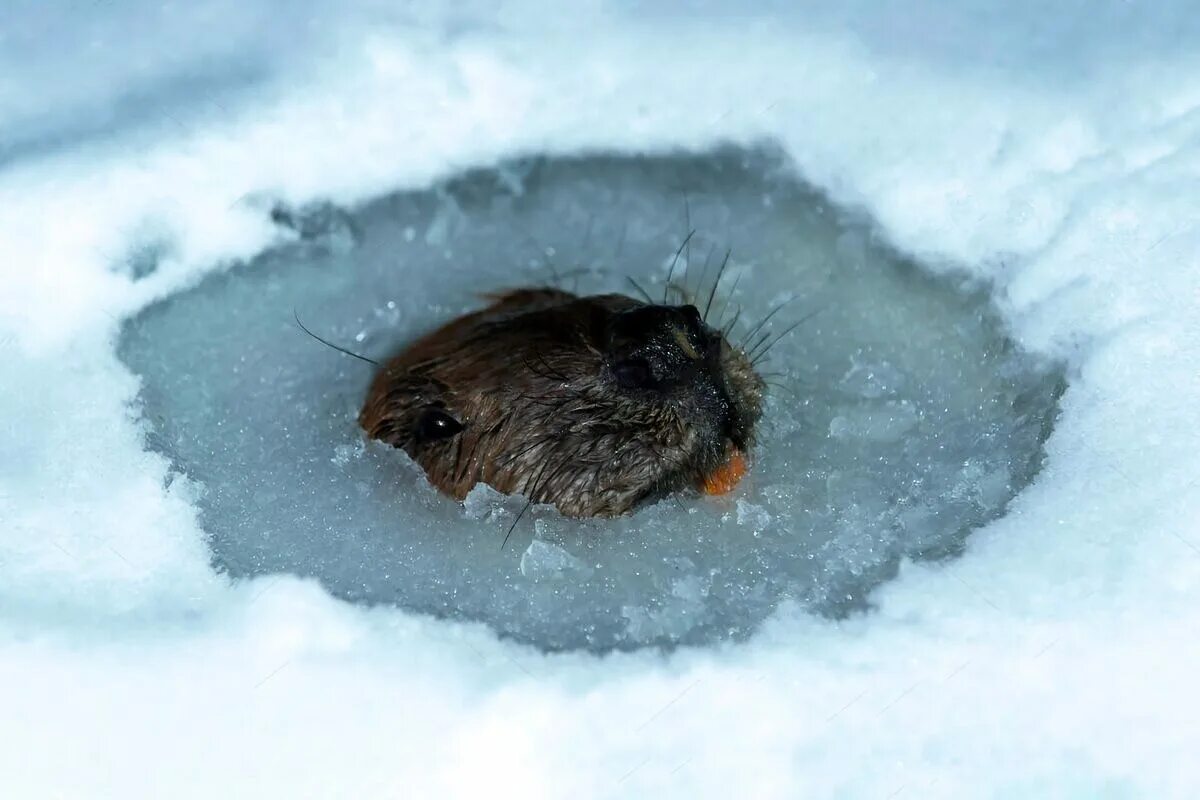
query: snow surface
[{"left": 2, "top": 0, "right": 1200, "bottom": 796}]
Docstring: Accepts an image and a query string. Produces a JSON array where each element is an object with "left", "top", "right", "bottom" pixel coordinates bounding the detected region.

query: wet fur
[{"left": 360, "top": 288, "right": 765, "bottom": 517}]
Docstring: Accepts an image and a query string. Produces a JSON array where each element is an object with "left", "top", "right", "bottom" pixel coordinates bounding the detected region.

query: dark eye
[
  {"left": 612, "top": 357, "right": 655, "bottom": 390},
  {"left": 415, "top": 407, "right": 463, "bottom": 442}
]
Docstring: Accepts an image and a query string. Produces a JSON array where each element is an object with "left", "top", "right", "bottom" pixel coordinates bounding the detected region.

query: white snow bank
[{"left": 2, "top": 1, "right": 1199, "bottom": 796}]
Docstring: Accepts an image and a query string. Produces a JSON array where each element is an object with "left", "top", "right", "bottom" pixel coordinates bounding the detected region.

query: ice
[
  {"left": 827, "top": 401, "right": 919, "bottom": 442},
  {"left": 520, "top": 540, "right": 593, "bottom": 582},
  {"left": 735, "top": 499, "right": 771, "bottom": 532},
  {"left": 3, "top": 1, "right": 1200, "bottom": 796},
  {"left": 119, "top": 149, "right": 1062, "bottom": 650},
  {"left": 461, "top": 482, "right": 512, "bottom": 521},
  {"left": 838, "top": 359, "right": 906, "bottom": 399}
]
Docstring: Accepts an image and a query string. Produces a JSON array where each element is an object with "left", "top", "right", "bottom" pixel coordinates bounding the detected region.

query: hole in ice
[{"left": 119, "top": 145, "right": 1064, "bottom": 652}]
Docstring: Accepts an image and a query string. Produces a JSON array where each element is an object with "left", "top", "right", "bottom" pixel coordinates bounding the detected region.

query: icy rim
[
  {"left": 2, "top": 2, "right": 1200, "bottom": 796},
  {"left": 118, "top": 146, "right": 1066, "bottom": 653}
]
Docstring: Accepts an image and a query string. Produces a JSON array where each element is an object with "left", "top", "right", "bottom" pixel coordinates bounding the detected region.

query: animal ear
[{"left": 414, "top": 405, "right": 463, "bottom": 443}]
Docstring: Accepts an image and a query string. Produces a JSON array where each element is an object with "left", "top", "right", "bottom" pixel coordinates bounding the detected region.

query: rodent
[{"left": 359, "top": 287, "right": 763, "bottom": 517}]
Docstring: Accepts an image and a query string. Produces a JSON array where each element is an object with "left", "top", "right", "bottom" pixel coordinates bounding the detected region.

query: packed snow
[{"left": 2, "top": 0, "right": 1199, "bottom": 797}]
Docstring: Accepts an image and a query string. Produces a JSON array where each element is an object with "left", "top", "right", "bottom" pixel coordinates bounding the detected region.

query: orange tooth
[{"left": 702, "top": 449, "right": 747, "bottom": 495}]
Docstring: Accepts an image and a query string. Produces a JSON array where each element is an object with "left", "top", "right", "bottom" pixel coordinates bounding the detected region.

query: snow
[
  {"left": 2, "top": 1, "right": 1200, "bottom": 797},
  {"left": 116, "top": 148, "right": 1061, "bottom": 651}
]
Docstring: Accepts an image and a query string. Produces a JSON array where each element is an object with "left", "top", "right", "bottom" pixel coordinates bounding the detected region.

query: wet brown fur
[{"left": 360, "top": 288, "right": 764, "bottom": 517}]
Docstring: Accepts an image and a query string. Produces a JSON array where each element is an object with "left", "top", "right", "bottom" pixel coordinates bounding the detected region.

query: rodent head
[{"left": 359, "top": 287, "right": 765, "bottom": 517}]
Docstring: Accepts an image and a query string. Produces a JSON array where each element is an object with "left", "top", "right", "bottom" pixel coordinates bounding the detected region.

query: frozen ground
[{"left": 3, "top": 1, "right": 1200, "bottom": 797}]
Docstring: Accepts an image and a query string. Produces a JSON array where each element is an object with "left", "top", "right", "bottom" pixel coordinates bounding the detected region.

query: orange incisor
[{"left": 702, "top": 449, "right": 748, "bottom": 495}]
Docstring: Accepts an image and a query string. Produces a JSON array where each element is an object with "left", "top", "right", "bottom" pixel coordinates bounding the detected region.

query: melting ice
[{"left": 120, "top": 146, "right": 1062, "bottom": 651}]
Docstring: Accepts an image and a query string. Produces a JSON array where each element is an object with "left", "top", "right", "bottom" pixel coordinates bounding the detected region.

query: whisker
[
  {"left": 750, "top": 309, "right": 822, "bottom": 365},
  {"left": 703, "top": 249, "right": 732, "bottom": 322},
  {"left": 687, "top": 240, "right": 714, "bottom": 312},
  {"left": 626, "top": 276, "right": 654, "bottom": 304},
  {"left": 683, "top": 195, "right": 693, "bottom": 291},
  {"left": 503, "top": 456, "right": 554, "bottom": 550},
  {"left": 502, "top": 498, "right": 532, "bottom": 551},
  {"left": 663, "top": 229, "right": 697, "bottom": 304},
  {"left": 740, "top": 297, "right": 796, "bottom": 348},
  {"left": 716, "top": 270, "right": 742, "bottom": 327},
  {"left": 762, "top": 380, "right": 800, "bottom": 400},
  {"left": 294, "top": 309, "right": 380, "bottom": 366},
  {"left": 745, "top": 330, "right": 772, "bottom": 361},
  {"left": 722, "top": 305, "right": 743, "bottom": 337}
]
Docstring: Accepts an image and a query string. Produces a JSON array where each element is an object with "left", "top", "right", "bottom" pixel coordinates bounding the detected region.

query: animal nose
[{"left": 607, "top": 304, "right": 711, "bottom": 391}]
